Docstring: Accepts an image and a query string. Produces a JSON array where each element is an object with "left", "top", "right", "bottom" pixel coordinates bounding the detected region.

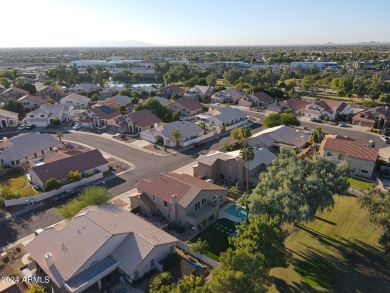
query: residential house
[
  {"left": 99, "top": 86, "right": 122, "bottom": 100},
  {"left": 238, "top": 97, "right": 252, "bottom": 107},
  {"left": 29, "top": 149, "right": 109, "bottom": 189},
  {"left": 319, "top": 135, "right": 378, "bottom": 178},
  {"left": 140, "top": 121, "right": 204, "bottom": 147},
  {"left": 210, "top": 89, "right": 244, "bottom": 104},
  {"left": 78, "top": 105, "right": 121, "bottom": 128},
  {"left": 137, "top": 86, "right": 157, "bottom": 95},
  {"left": 352, "top": 106, "right": 390, "bottom": 129},
  {"left": 24, "top": 104, "right": 74, "bottom": 127},
  {"left": 97, "top": 95, "right": 132, "bottom": 109},
  {"left": 196, "top": 107, "right": 246, "bottom": 128},
  {"left": 247, "top": 125, "right": 309, "bottom": 149},
  {"left": 0, "top": 280, "right": 22, "bottom": 293},
  {"left": 158, "top": 85, "right": 185, "bottom": 98},
  {"left": 193, "top": 148, "right": 276, "bottom": 189},
  {"left": 303, "top": 99, "right": 351, "bottom": 120},
  {"left": 26, "top": 205, "right": 177, "bottom": 293},
  {"left": 169, "top": 98, "right": 203, "bottom": 117},
  {"left": 268, "top": 98, "right": 310, "bottom": 114},
  {"left": 71, "top": 83, "right": 99, "bottom": 93},
  {"left": 18, "top": 95, "right": 46, "bottom": 110},
  {"left": 153, "top": 96, "right": 173, "bottom": 107},
  {"left": 60, "top": 93, "right": 91, "bottom": 109},
  {"left": 111, "top": 109, "right": 161, "bottom": 134},
  {"left": 184, "top": 85, "right": 213, "bottom": 100},
  {"left": 0, "top": 133, "right": 60, "bottom": 167},
  {"left": 36, "top": 86, "right": 65, "bottom": 100},
  {"left": 0, "top": 109, "right": 18, "bottom": 128},
  {"left": 136, "top": 172, "right": 227, "bottom": 234},
  {"left": 0, "top": 87, "right": 29, "bottom": 102},
  {"left": 247, "top": 91, "right": 275, "bottom": 108}
]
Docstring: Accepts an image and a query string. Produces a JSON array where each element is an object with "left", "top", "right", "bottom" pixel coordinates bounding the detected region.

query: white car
[
  {"left": 73, "top": 124, "right": 82, "bottom": 130},
  {"left": 380, "top": 135, "right": 390, "bottom": 143},
  {"left": 245, "top": 122, "right": 253, "bottom": 127},
  {"left": 18, "top": 124, "right": 26, "bottom": 130}
]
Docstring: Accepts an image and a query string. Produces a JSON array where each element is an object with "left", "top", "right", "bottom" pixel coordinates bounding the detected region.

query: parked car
[
  {"left": 381, "top": 169, "right": 390, "bottom": 179},
  {"left": 310, "top": 118, "right": 322, "bottom": 123},
  {"left": 380, "top": 135, "right": 390, "bottom": 143},
  {"left": 18, "top": 124, "right": 26, "bottom": 130},
  {"left": 25, "top": 124, "right": 36, "bottom": 130},
  {"left": 73, "top": 124, "right": 82, "bottom": 130},
  {"left": 245, "top": 122, "right": 253, "bottom": 127},
  {"left": 338, "top": 122, "right": 346, "bottom": 127},
  {"left": 195, "top": 141, "right": 205, "bottom": 147}
]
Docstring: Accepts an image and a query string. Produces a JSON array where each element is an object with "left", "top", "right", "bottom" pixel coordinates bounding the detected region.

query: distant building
[
  {"left": 24, "top": 104, "right": 74, "bottom": 127},
  {"left": 169, "top": 99, "right": 203, "bottom": 117},
  {"left": 36, "top": 86, "right": 65, "bottom": 100},
  {"left": 60, "top": 93, "right": 91, "bottom": 109},
  {"left": 291, "top": 62, "right": 337, "bottom": 69},
  {"left": 303, "top": 99, "right": 351, "bottom": 121},
  {"left": 352, "top": 106, "right": 390, "bottom": 129}
]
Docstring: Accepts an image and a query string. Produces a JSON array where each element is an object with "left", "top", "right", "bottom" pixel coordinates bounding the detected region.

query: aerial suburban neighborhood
[{"left": 0, "top": 1, "right": 390, "bottom": 293}]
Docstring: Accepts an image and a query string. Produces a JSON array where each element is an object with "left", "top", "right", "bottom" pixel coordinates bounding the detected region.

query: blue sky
[{"left": 1, "top": 0, "right": 390, "bottom": 47}]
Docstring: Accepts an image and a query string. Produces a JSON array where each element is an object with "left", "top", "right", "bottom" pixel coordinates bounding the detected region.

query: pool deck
[{"left": 219, "top": 202, "right": 244, "bottom": 223}]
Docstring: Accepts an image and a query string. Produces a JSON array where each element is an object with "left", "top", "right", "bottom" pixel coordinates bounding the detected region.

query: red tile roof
[
  {"left": 137, "top": 173, "right": 226, "bottom": 208},
  {"left": 174, "top": 98, "right": 203, "bottom": 111},
  {"left": 322, "top": 136, "right": 378, "bottom": 161},
  {"left": 166, "top": 85, "right": 185, "bottom": 96},
  {"left": 280, "top": 98, "right": 310, "bottom": 111},
  {"left": 18, "top": 94, "right": 46, "bottom": 104}
]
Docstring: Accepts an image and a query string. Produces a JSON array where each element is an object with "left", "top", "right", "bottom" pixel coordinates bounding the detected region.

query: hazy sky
[{"left": 1, "top": 0, "right": 390, "bottom": 47}]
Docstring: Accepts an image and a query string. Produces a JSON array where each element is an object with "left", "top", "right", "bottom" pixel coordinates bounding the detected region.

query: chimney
[
  {"left": 171, "top": 194, "right": 177, "bottom": 206},
  {"left": 45, "top": 252, "right": 53, "bottom": 267}
]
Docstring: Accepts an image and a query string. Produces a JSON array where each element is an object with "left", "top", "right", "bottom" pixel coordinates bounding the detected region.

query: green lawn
[
  {"left": 269, "top": 195, "right": 390, "bottom": 292},
  {"left": 0, "top": 173, "right": 39, "bottom": 199},
  {"left": 188, "top": 218, "right": 236, "bottom": 261},
  {"left": 347, "top": 177, "right": 374, "bottom": 190}
]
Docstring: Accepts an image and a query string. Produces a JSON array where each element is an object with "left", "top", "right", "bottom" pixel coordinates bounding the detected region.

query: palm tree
[
  {"left": 227, "top": 186, "right": 240, "bottom": 201},
  {"left": 311, "top": 127, "right": 324, "bottom": 151},
  {"left": 240, "top": 125, "right": 252, "bottom": 141},
  {"left": 240, "top": 145, "right": 255, "bottom": 194},
  {"left": 171, "top": 128, "right": 183, "bottom": 147},
  {"left": 56, "top": 132, "right": 63, "bottom": 143},
  {"left": 237, "top": 192, "right": 250, "bottom": 223}
]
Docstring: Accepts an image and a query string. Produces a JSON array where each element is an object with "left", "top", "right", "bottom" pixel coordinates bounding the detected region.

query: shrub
[
  {"left": 2, "top": 256, "right": 9, "bottom": 263},
  {"left": 44, "top": 178, "right": 62, "bottom": 192},
  {"left": 108, "top": 165, "right": 114, "bottom": 171},
  {"left": 149, "top": 272, "right": 172, "bottom": 293},
  {"left": 16, "top": 247, "right": 21, "bottom": 253},
  {"left": 87, "top": 171, "right": 94, "bottom": 177},
  {"left": 68, "top": 170, "right": 81, "bottom": 183},
  {"left": 162, "top": 252, "right": 181, "bottom": 271}
]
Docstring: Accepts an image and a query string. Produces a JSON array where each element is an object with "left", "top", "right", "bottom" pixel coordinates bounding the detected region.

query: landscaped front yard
[
  {"left": 347, "top": 177, "right": 374, "bottom": 190},
  {"left": 188, "top": 218, "right": 236, "bottom": 261},
  {"left": 269, "top": 195, "right": 390, "bottom": 292},
  {"left": 0, "top": 173, "right": 39, "bottom": 199}
]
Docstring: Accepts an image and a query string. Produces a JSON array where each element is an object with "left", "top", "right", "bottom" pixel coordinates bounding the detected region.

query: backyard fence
[
  {"left": 176, "top": 241, "right": 219, "bottom": 268},
  {"left": 4, "top": 172, "right": 103, "bottom": 207}
]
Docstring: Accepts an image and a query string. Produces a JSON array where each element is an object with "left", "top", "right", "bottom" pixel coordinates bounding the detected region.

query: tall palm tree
[
  {"left": 240, "top": 145, "right": 255, "bottom": 194},
  {"left": 311, "top": 127, "right": 324, "bottom": 151},
  {"left": 227, "top": 186, "right": 240, "bottom": 201},
  {"left": 240, "top": 125, "right": 252, "bottom": 141},
  {"left": 56, "top": 132, "right": 63, "bottom": 143},
  {"left": 237, "top": 192, "right": 250, "bottom": 223},
  {"left": 171, "top": 128, "right": 183, "bottom": 147}
]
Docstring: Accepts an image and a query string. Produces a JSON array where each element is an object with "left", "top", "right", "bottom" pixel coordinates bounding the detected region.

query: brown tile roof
[
  {"left": 31, "top": 149, "right": 108, "bottom": 183},
  {"left": 38, "top": 85, "right": 65, "bottom": 94},
  {"left": 353, "top": 106, "right": 390, "bottom": 122},
  {"left": 321, "top": 136, "right": 378, "bottom": 161},
  {"left": 137, "top": 173, "right": 226, "bottom": 208},
  {"left": 18, "top": 94, "right": 46, "bottom": 104},
  {"left": 313, "top": 99, "right": 349, "bottom": 114},
  {"left": 1, "top": 87, "right": 29, "bottom": 95},
  {"left": 90, "top": 105, "right": 121, "bottom": 120},
  {"left": 280, "top": 98, "right": 310, "bottom": 111},
  {"left": 166, "top": 85, "right": 185, "bottom": 96},
  {"left": 252, "top": 91, "right": 275, "bottom": 103},
  {"left": 174, "top": 98, "right": 203, "bottom": 111},
  {"left": 126, "top": 109, "right": 162, "bottom": 127},
  {"left": 26, "top": 205, "right": 177, "bottom": 288}
]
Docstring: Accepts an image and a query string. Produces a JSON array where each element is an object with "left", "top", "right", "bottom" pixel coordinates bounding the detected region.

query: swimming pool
[{"left": 224, "top": 204, "right": 247, "bottom": 219}]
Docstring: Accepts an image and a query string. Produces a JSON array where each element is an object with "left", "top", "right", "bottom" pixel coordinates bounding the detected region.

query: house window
[
  {"left": 41, "top": 150, "right": 44, "bottom": 155},
  {"left": 201, "top": 197, "right": 207, "bottom": 205},
  {"left": 11, "top": 161, "right": 14, "bottom": 166},
  {"left": 195, "top": 201, "right": 201, "bottom": 211},
  {"left": 361, "top": 170, "right": 369, "bottom": 174},
  {"left": 40, "top": 115, "right": 45, "bottom": 118},
  {"left": 16, "top": 160, "right": 20, "bottom": 165},
  {"left": 338, "top": 154, "right": 345, "bottom": 160},
  {"left": 219, "top": 195, "right": 224, "bottom": 202},
  {"left": 34, "top": 153, "right": 37, "bottom": 158},
  {"left": 326, "top": 151, "right": 332, "bottom": 157},
  {"left": 30, "top": 115, "right": 34, "bottom": 118},
  {"left": 164, "top": 201, "right": 168, "bottom": 207},
  {"left": 150, "top": 259, "right": 155, "bottom": 268}
]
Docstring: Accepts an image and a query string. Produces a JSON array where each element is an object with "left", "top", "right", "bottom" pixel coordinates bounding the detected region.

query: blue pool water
[{"left": 224, "top": 205, "right": 247, "bottom": 219}]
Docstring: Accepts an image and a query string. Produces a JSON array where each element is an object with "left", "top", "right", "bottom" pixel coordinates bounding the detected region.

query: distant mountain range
[
  {"left": 76, "top": 39, "right": 157, "bottom": 47},
  {"left": 322, "top": 41, "right": 390, "bottom": 46}
]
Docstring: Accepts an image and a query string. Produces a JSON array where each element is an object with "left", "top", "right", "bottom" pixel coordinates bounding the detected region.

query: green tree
[
  {"left": 56, "top": 132, "right": 63, "bottom": 143},
  {"left": 353, "top": 76, "right": 369, "bottom": 101},
  {"left": 250, "top": 148, "right": 349, "bottom": 223},
  {"left": 262, "top": 113, "right": 281, "bottom": 128},
  {"left": 26, "top": 284, "right": 45, "bottom": 293},
  {"left": 359, "top": 187, "right": 390, "bottom": 264},
  {"left": 131, "top": 97, "right": 139, "bottom": 105},
  {"left": 190, "top": 238, "right": 210, "bottom": 255},
  {"left": 230, "top": 128, "right": 241, "bottom": 141},
  {"left": 280, "top": 112, "right": 300, "bottom": 127},
  {"left": 57, "top": 186, "right": 110, "bottom": 219},
  {"left": 0, "top": 77, "right": 10, "bottom": 88},
  {"left": 240, "top": 145, "right": 255, "bottom": 194},
  {"left": 380, "top": 93, "right": 390, "bottom": 106},
  {"left": 171, "top": 128, "right": 183, "bottom": 147},
  {"left": 52, "top": 118, "right": 61, "bottom": 127},
  {"left": 369, "top": 74, "right": 384, "bottom": 100},
  {"left": 149, "top": 272, "right": 173, "bottom": 293},
  {"left": 44, "top": 178, "right": 62, "bottom": 192},
  {"left": 206, "top": 74, "right": 217, "bottom": 87},
  {"left": 230, "top": 215, "right": 290, "bottom": 269},
  {"left": 91, "top": 93, "right": 99, "bottom": 102},
  {"left": 311, "top": 126, "right": 325, "bottom": 144},
  {"left": 67, "top": 170, "right": 81, "bottom": 183},
  {"left": 172, "top": 111, "right": 179, "bottom": 121},
  {"left": 237, "top": 192, "right": 250, "bottom": 222},
  {"left": 198, "top": 121, "right": 206, "bottom": 130},
  {"left": 2, "top": 100, "right": 25, "bottom": 119}
]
